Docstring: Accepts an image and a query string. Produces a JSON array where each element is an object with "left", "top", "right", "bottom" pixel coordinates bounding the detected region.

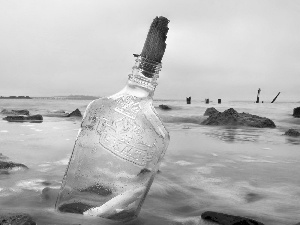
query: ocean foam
[
  {"left": 15, "top": 179, "right": 46, "bottom": 192},
  {"left": 0, "top": 130, "right": 8, "bottom": 133}
]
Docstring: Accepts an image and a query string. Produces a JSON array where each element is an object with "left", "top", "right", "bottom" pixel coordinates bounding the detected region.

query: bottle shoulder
[{"left": 81, "top": 95, "right": 169, "bottom": 140}]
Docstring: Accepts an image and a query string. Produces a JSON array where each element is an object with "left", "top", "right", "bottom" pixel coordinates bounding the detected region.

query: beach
[{"left": 0, "top": 98, "right": 300, "bottom": 225}]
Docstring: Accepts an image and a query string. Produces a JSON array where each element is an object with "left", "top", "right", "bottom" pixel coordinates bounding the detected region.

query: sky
[{"left": 0, "top": 0, "right": 299, "bottom": 101}]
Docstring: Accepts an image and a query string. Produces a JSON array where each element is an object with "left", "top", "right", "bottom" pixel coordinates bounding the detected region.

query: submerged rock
[
  {"left": 245, "top": 192, "right": 265, "bottom": 203},
  {"left": 204, "top": 107, "right": 219, "bottom": 116},
  {"left": 0, "top": 161, "right": 28, "bottom": 170},
  {"left": 293, "top": 107, "right": 300, "bottom": 118},
  {"left": 159, "top": 104, "right": 171, "bottom": 110},
  {"left": 67, "top": 109, "right": 82, "bottom": 117},
  {"left": 284, "top": 129, "right": 300, "bottom": 137},
  {"left": 58, "top": 202, "right": 93, "bottom": 214},
  {"left": 201, "top": 211, "right": 265, "bottom": 225},
  {"left": 41, "top": 187, "right": 59, "bottom": 201},
  {"left": 1, "top": 109, "right": 30, "bottom": 116},
  {"left": 0, "top": 213, "right": 36, "bottom": 225},
  {"left": 201, "top": 108, "right": 276, "bottom": 128},
  {"left": 3, "top": 115, "right": 43, "bottom": 122}
]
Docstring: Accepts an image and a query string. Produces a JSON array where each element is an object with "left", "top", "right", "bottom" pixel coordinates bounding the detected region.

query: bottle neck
[{"left": 126, "top": 56, "right": 162, "bottom": 98}]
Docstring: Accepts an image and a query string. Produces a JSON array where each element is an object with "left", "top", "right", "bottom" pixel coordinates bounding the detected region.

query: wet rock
[
  {"left": 58, "top": 202, "right": 93, "bottom": 214},
  {"left": 3, "top": 115, "right": 43, "bottom": 122},
  {"left": 67, "top": 109, "right": 82, "bottom": 117},
  {"left": 159, "top": 104, "right": 171, "bottom": 110},
  {"left": 41, "top": 187, "right": 59, "bottom": 201},
  {"left": 0, "top": 161, "right": 28, "bottom": 170},
  {"left": 245, "top": 193, "right": 264, "bottom": 203},
  {"left": 137, "top": 168, "right": 151, "bottom": 176},
  {"left": 201, "top": 108, "right": 276, "bottom": 128},
  {"left": 41, "top": 181, "right": 52, "bottom": 186},
  {"left": 284, "top": 129, "right": 300, "bottom": 137},
  {"left": 293, "top": 107, "right": 300, "bottom": 118},
  {"left": 204, "top": 107, "right": 219, "bottom": 116},
  {"left": 0, "top": 213, "right": 36, "bottom": 225},
  {"left": 201, "top": 211, "right": 264, "bottom": 225},
  {"left": 1, "top": 109, "right": 30, "bottom": 116}
]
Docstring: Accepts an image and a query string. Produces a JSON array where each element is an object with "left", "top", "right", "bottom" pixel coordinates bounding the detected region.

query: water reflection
[
  {"left": 203, "top": 126, "right": 260, "bottom": 143},
  {"left": 285, "top": 137, "right": 300, "bottom": 145}
]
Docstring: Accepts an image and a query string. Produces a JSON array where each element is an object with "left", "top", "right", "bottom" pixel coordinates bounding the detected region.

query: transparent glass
[{"left": 55, "top": 57, "right": 170, "bottom": 222}]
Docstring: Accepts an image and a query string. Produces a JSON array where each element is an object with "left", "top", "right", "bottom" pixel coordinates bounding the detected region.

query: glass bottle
[{"left": 55, "top": 55, "right": 170, "bottom": 221}]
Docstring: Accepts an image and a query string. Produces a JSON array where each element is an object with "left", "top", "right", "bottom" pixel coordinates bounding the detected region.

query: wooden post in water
[
  {"left": 271, "top": 92, "right": 280, "bottom": 103},
  {"left": 205, "top": 98, "right": 209, "bottom": 104},
  {"left": 256, "top": 88, "right": 261, "bottom": 103},
  {"left": 186, "top": 97, "right": 191, "bottom": 104},
  {"left": 218, "top": 99, "right": 221, "bottom": 104}
]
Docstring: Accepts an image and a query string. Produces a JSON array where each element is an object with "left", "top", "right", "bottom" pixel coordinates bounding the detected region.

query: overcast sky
[{"left": 0, "top": 0, "right": 299, "bottom": 101}]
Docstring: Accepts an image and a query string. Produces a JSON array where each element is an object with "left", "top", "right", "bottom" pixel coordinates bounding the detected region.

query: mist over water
[{"left": 0, "top": 99, "right": 300, "bottom": 225}]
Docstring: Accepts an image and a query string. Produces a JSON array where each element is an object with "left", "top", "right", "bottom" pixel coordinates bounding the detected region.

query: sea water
[{"left": 0, "top": 98, "right": 300, "bottom": 225}]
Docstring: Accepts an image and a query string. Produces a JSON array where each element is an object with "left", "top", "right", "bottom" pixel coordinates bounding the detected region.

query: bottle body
[{"left": 55, "top": 90, "right": 169, "bottom": 221}]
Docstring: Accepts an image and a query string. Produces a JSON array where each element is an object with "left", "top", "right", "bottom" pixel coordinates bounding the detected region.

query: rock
[
  {"left": 58, "top": 202, "right": 93, "bottom": 214},
  {"left": 204, "top": 107, "right": 219, "bottom": 116},
  {"left": 159, "top": 104, "right": 171, "bottom": 110},
  {"left": 67, "top": 109, "right": 82, "bottom": 117},
  {"left": 201, "top": 108, "right": 276, "bottom": 128},
  {"left": 201, "top": 211, "right": 265, "bottom": 225},
  {"left": 1, "top": 109, "right": 30, "bottom": 116},
  {"left": 3, "top": 114, "right": 43, "bottom": 122},
  {"left": 0, "top": 161, "right": 28, "bottom": 170},
  {"left": 0, "top": 213, "right": 36, "bottom": 225},
  {"left": 41, "top": 187, "right": 59, "bottom": 201},
  {"left": 245, "top": 193, "right": 264, "bottom": 203},
  {"left": 284, "top": 129, "right": 300, "bottom": 137},
  {"left": 293, "top": 107, "right": 300, "bottom": 118}
]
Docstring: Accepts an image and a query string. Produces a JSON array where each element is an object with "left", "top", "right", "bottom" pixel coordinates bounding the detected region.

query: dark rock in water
[
  {"left": 245, "top": 193, "right": 264, "bottom": 203},
  {"left": 201, "top": 108, "right": 276, "bottom": 128},
  {"left": 58, "top": 202, "right": 93, "bottom": 214},
  {"left": 80, "top": 184, "right": 112, "bottom": 196},
  {"left": 67, "top": 109, "right": 82, "bottom": 117},
  {"left": 41, "top": 187, "right": 59, "bottom": 201},
  {"left": 1, "top": 109, "right": 30, "bottom": 115},
  {"left": 41, "top": 181, "right": 52, "bottom": 186},
  {"left": 137, "top": 168, "right": 151, "bottom": 176},
  {"left": 204, "top": 107, "right": 219, "bottom": 116},
  {"left": 201, "top": 211, "right": 265, "bottom": 225},
  {"left": 159, "top": 104, "right": 171, "bottom": 110},
  {"left": 0, "top": 161, "right": 28, "bottom": 170},
  {"left": 107, "top": 209, "right": 136, "bottom": 221},
  {"left": 284, "top": 129, "right": 300, "bottom": 137},
  {"left": 293, "top": 107, "right": 300, "bottom": 118},
  {"left": 3, "top": 114, "right": 43, "bottom": 122},
  {"left": 0, "top": 213, "right": 36, "bottom": 225}
]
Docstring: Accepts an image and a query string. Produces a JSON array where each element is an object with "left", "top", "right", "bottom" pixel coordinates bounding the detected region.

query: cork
[{"left": 140, "top": 16, "right": 170, "bottom": 63}]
